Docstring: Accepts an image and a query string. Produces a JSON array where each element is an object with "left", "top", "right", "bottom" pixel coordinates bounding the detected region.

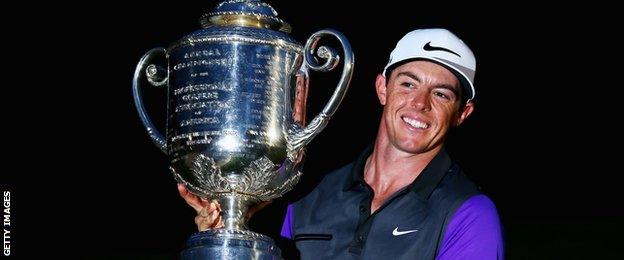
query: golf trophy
[{"left": 132, "top": 0, "right": 353, "bottom": 259}]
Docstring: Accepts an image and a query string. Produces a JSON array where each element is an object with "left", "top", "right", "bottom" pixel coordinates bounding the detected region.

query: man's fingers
[
  {"left": 208, "top": 210, "right": 224, "bottom": 229},
  {"left": 195, "top": 207, "right": 211, "bottom": 231},
  {"left": 195, "top": 206, "right": 223, "bottom": 231},
  {"left": 212, "top": 199, "right": 222, "bottom": 211},
  {"left": 195, "top": 215, "right": 209, "bottom": 231},
  {"left": 179, "top": 184, "right": 225, "bottom": 231},
  {"left": 214, "top": 216, "right": 224, "bottom": 229},
  {"left": 207, "top": 201, "right": 220, "bottom": 212},
  {"left": 178, "top": 184, "right": 205, "bottom": 212}
]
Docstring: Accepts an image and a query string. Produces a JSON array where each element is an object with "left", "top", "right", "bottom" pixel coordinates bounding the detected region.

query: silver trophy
[{"left": 132, "top": 0, "right": 353, "bottom": 259}]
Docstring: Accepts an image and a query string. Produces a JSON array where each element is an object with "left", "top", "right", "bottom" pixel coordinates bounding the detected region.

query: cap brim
[
  {"left": 425, "top": 58, "right": 475, "bottom": 102},
  {"left": 383, "top": 57, "right": 475, "bottom": 101}
]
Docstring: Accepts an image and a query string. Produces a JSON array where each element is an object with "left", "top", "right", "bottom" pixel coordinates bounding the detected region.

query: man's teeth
[{"left": 402, "top": 116, "right": 428, "bottom": 129}]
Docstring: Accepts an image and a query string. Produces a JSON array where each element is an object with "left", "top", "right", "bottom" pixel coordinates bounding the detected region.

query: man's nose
[{"left": 410, "top": 91, "right": 431, "bottom": 111}]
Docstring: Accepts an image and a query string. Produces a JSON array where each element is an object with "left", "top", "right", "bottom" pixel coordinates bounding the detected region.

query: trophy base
[{"left": 181, "top": 229, "right": 282, "bottom": 260}]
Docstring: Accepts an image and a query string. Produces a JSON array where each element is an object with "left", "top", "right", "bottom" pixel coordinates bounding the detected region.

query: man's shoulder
[
  {"left": 322, "top": 162, "right": 355, "bottom": 183},
  {"left": 309, "top": 162, "right": 355, "bottom": 194},
  {"left": 430, "top": 163, "right": 482, "bottom": 210},
  {"left": 291, "top": 161, "right": 355, "bottom": 207},
  {"left": 439, "top": 163, "right": 480, "bottom": 194}
]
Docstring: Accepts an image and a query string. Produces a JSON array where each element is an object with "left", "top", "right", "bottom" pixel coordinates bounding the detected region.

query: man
[{"left": 179, "top": 28, "right": 503, "bottom": 259}]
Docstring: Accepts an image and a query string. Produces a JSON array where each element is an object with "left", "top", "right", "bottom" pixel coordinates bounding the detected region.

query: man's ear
[
  {"left": 455, "top": 101, "right": 474, "bottom": 126},
  {"left": 375, "top": 74, "right": 387, "bottom": 105}
]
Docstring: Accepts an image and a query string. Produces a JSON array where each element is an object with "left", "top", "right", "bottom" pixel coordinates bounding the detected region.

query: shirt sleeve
[
  {"left": 436, "top": 195, "right": 504, "bottom": 260},
  {"left": 280, "top": 203, "right": 294, "bottom": 239}
]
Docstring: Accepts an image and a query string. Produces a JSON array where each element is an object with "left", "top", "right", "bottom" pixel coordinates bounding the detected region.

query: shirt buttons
[{"left": 356, "top": 235, "right": 364, "bottom": 242}]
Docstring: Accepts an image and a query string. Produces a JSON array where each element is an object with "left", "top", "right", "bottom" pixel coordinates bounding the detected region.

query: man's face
[{"left": 376, "top": 60, "right": 473, "bottom": 154}]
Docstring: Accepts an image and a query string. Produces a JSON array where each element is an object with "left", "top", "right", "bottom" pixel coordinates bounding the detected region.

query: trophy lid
[{"left": 200, "top": 0, "right": 292, "bottom": 33}]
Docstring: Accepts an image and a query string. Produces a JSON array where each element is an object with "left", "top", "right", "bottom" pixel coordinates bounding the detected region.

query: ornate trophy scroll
[{"left": 132, "top": 0, "right": 353, "bottom": 259}]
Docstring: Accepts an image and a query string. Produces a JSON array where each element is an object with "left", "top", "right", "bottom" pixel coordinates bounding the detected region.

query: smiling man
[{"left": 182, "top": 28, "right": 504, "bottom": 259}]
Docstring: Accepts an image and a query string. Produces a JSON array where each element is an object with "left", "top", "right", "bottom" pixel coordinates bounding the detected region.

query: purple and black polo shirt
[{"left": 279, "top": 147, "right": 503, "bottom": 259}]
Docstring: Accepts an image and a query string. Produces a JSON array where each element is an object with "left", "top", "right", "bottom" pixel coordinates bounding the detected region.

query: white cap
[{"left": 383, "top": 28, "right": 476, "bottom": 101}]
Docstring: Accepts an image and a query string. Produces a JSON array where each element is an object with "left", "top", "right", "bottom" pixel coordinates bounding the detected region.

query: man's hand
[{"left": 177, "top": 184, "right": 224, "bottom": 231}]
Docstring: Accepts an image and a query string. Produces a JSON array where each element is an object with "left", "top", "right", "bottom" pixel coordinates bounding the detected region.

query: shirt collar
[
  {"left": 343, "top": 144, "right": 373, "bottom": 192},
  {"left": 343, "top": 145, "right": 452, "bottom": 200}
]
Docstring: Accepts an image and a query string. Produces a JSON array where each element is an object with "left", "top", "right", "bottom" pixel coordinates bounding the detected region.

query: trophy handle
[
  {"left": 132, "top": 47, "right": 168, "bottom": 153},
  {"left": 287, "top": 29, "right": 354, "bottom": 155}
]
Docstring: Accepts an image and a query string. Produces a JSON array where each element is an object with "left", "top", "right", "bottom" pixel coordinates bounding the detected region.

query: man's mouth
[{"left": 401, "top": 116, "right": 429, "bottom": 129}]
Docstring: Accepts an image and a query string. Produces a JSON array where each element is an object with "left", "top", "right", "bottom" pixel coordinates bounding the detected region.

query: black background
[{"left": 3, "top": 0, "right": 622, "bottom": 259}]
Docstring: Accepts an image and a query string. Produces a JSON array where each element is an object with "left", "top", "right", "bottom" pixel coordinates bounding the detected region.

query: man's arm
[{"left": 436, "top": 195, "right": 504, "bottom": 260}]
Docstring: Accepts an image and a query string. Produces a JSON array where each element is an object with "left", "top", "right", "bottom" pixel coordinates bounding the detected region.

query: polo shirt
[{"left": 280, "top": 147, "right": 503, "bottom": 259}]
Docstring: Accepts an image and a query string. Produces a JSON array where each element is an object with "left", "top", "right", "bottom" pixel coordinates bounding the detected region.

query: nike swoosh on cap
[
  {"left": 392, "top": 227, "right": 419, "bottom": 236},
  {"left": 423, "top": 42, "right": 461, "bottom": 57}
]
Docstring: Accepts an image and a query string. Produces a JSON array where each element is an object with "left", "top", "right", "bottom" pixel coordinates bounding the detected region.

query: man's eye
[
  {"left": 434, "top": 91, "right": 450, "bottom": 100},
  {"left": 401, "top": 82, "right": 414, "bottom": 88}
]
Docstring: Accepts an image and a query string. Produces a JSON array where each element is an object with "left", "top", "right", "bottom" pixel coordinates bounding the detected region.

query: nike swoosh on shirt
[{"left": 392, "top": 227, "right": 419, "bottom": 236}]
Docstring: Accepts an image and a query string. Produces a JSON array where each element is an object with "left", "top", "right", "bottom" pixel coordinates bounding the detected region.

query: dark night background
[{"left": 3, "top": 1, "right": 621, "bottom": 259}]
